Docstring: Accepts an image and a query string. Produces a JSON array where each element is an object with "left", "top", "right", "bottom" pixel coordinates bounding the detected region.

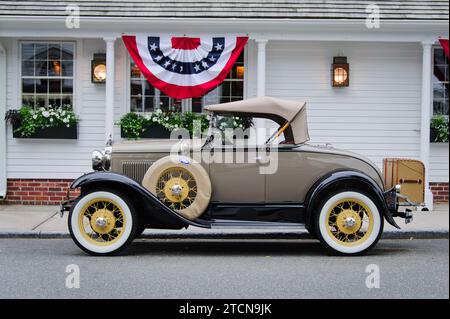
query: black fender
[
  {"left": 304, "top": 170, "right": 400, "bottom": 229},
  {"left": 70, "top": 172, "right": 210, "bottom": 229}
]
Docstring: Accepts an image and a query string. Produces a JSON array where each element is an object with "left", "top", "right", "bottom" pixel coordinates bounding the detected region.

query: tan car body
[{"left": 111, "top": 139, "right": 384, "bottom": 204}]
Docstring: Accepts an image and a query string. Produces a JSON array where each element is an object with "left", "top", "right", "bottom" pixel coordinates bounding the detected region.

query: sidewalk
[{"left": 0, "top": 204, "right": 448, "bottom": 239}]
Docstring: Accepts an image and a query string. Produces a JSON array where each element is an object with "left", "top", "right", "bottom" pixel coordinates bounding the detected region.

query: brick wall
[
  {"left": 430, "top": 182, "right": 449, "bottom": 203},
  {"left": 1, "top": 179, "right": 80, "bottom": 205},
  {"left": 0, "top": 178, "right": 448, "bottom": 205}
]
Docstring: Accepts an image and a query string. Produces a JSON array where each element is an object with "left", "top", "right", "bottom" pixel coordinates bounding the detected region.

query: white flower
[
  {"left": 49, "top": 118, "right": 54, "bottom": 122},
  {"left": 42, "top": 111, "right": 50, "bottom": 118},
  {"left": 32, "top": 115, "right": 37, "bottom": 119},
  {"left": 156, "top": 109, "right": 162, "bottom": 114},
  {"left": 152, "top": 118, "right": 157, "bottom": 122}
]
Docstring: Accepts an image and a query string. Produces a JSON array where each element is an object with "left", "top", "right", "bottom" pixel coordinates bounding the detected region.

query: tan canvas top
[{"left": 204, "top": 96, "right": 310, "bottom": 144}]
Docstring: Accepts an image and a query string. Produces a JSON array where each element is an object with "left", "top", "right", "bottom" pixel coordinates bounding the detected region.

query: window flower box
[
  {"left": 12, "top": 121, "right": 78, "bottom": 139},
  {"left": 5, "top": 106, "right": 78, "bottom": 140},
  {"left": 121, "top": 123, "right": 171, "bottom": 139}
]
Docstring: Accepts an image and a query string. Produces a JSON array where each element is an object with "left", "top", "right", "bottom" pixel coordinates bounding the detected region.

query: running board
[{"left": 209, "top": 219, "right": 305, "bottom": 229}]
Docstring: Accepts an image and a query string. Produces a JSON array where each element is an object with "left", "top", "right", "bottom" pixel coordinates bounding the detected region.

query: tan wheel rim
[
  {"left": 326, "top": 198, "right": 374, "bottom": 247},
  {"left": 78, "top": 198, "right": 126, "bottom": 246},
  {"left": 156, "top": 167, "right": 198, "bottom": 210}
]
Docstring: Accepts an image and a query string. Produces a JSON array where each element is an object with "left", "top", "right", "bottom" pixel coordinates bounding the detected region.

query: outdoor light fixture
[
  {"left": 91, "top": 53, "right": 106, "bottom": 83},
  {"left": 332, "top": 56, "right": 349, "bottom": 87},
  {"left": 236, "top": 66, "right": 245, "bottom": 79}
]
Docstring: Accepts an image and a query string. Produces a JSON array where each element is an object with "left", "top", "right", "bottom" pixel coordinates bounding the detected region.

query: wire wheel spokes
[
  {"left": 79, "top": 198, "right": 126, "bottom": 245},
  {"left": 156, "top": 167, "right": 197, "bottom": 211},
  {"left": 326, "top": 198, "right": 374, "bottom": 246}
]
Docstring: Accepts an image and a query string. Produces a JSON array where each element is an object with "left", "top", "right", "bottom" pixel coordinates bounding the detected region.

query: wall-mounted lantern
[
  {"left": 332, "top": 56, "right": 349, "bottom": 87},
  {"left": 91, "top": 53, "right": 106, "bottom": 83}
]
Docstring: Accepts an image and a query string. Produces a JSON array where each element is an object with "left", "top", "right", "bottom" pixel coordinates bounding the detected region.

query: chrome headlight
[
  {"left": 92, "top": 147, "right": 112, "bottom": 171},
  {"left": 92, "top": 150, "right": 104, "bottom": 171}
]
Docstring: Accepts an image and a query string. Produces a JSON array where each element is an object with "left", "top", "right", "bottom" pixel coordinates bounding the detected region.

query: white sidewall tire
[
  {"left": 69, "top": 191, "right": 134, "bottom": 255},
  {"left": 317, "top": 191, "right": 382, "bottom": 255}
]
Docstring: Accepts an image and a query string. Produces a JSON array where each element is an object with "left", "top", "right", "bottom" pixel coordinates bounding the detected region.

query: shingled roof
[{"left": 0, "top": 0, "right": 448, "bottom": 20}]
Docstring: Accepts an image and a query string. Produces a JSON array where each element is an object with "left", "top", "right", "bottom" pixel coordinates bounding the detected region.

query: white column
[
  {"left": 104, "top": 37, "right": 116, "bottom": 144},
  {"left": 255, "top": 39, "right": 268, "bottom": 145},
  {"left": 256, "top": 39, "right": 268, "bottom": 97},
  {"left": 420, "top": 41, "right": 434, "bottom": 209},
  {"left": 0, "top": 42, "right": 7, "bottom": 199}
]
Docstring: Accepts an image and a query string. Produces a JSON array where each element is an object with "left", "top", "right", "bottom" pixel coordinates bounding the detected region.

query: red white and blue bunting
[{"left": 122, "top": 35, "right": 248, "bottom": 99}]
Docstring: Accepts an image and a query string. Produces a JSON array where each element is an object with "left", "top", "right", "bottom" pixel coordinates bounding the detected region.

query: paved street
[{"left": 0, "top": 238, "right": 448, "bottom": 299}]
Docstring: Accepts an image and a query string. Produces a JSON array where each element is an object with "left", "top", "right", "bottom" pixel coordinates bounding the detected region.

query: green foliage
[
  {"left": 117, "top": 111, "right": 209, "bottom": 139},
  {"left": 13, "top": 105, "right": 77, "bottom": 137},
  {"left": 430, "top": 115, "right": 449, "bottom": 143},
  {"left": 117, "top": 112, "right": 148, "bottom": 140}
]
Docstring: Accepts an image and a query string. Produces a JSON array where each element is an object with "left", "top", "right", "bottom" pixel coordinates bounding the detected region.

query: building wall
[
  {"left": 263, "top": 40, "right": 449, "bottom": 188},
  {"left": 265, "top": 41, "right": 421, "bottom": 163},
  {"left": 1, "top": 38, "right": 448, "bottom": 204},
  {"left": 3, "top": 38, "right": 127, "bottom": 180}
]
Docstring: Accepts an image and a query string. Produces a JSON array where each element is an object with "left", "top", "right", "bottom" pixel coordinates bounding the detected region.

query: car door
[
  {"left": 207, "top": 144, "right": 265, "bottom": 203},
  {"left": 265, "top": 147, "right": 307, "bottom": 203}
]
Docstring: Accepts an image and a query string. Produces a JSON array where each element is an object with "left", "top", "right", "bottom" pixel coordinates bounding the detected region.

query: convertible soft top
[{"left": 204, "top": 96, "right": 310, "bottom": 144}]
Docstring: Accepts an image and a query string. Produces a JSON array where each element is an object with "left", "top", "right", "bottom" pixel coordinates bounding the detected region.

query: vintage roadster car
[{"left": 62, "top": 97, "right": 425, "bottom": 256}]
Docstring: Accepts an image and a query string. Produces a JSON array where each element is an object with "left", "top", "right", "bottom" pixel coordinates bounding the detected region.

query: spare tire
[{"left": 142, "top": 156, "right": 211, "bottom": 220}]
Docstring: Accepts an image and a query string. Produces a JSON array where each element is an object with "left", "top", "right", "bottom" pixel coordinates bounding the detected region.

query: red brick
[{"left": 28, "top": 191, "right": 44, "bottom": 196}]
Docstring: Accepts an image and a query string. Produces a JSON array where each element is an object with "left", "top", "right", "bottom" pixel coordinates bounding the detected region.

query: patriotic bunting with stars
[{"left": 122, "top": 35, "right": 248, "bottom": 99}]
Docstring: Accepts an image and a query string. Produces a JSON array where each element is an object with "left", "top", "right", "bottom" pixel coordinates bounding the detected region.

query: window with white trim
[
  {"left": 20, "top": 42, "right": 74, "bottom": 109},
  {"left": 432, "top": 46, "right": 449, "bottom": 116},
  {"left": 129, "top": 51, "right": 244, "bottom": 113}
]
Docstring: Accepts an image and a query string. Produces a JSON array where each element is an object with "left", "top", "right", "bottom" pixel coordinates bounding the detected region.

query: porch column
[
  {"left": 104, "top": 37, "right": 116, "bottom": 145},
  {"left": 0, "top": 42, "right": 7, "bottom": 199},
  {"left": 255, "top": 39, "right": 268, "bottom": 144},
  {"left": 420, "top": 41, "right": 434, "bottom": 209},
  {"left": 256, "top": 39, "right": 268, "bottom": 97}
]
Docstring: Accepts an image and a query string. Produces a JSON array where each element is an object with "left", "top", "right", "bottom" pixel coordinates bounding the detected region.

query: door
[{"left": 207, "top": 145, "right": 265, "bottom": 203}]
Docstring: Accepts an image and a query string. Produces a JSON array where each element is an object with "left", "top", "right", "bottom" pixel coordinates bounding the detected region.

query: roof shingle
[{"left": 0, "top": 0, "right": 448, "bottom": 20}]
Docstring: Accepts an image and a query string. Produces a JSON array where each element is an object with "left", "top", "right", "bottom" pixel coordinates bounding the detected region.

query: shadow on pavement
[{"left": 121, "top": 239, "right": 412, "bottom": 257}]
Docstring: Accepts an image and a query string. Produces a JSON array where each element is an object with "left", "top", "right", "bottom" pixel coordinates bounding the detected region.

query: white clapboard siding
[
  {"left": 4, "top": 38, "right": 448, "bottom": 183},
  {"left": 266, "top": 41, "right": 421, "bottom": 168},
  {"left": 6, "top": 38, "right": 126, "bottom": 179},
  {"left": 263, "top": 41, "right": 448, "bottom": 183},
  {"left": 430, "top": 144, "right": 449, "bottom": 183}
]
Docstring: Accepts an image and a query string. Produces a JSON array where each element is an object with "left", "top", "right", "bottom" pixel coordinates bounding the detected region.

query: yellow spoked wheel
[
  {"left": 156, "top": 167, "right": 198, "bottom": 210},
  {"left": 78, "top": 198, "right": 126, "bottom": 246},
  {"left": 326, "top": 198, "right": 374, "bottom": 247}
]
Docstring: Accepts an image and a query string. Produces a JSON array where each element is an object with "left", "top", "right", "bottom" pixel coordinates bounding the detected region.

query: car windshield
[{"left": 203, "top": 114, "right": 293, "bottom": 148}]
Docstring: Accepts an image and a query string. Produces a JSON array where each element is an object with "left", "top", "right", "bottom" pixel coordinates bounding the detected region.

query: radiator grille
[{"left": 122, "top": 161, "right": 153, "bottom": 182}]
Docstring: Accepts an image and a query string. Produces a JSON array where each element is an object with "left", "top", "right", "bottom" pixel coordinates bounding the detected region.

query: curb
[{"left": 0, "top": 230, "right": 448, "bottom": 240}]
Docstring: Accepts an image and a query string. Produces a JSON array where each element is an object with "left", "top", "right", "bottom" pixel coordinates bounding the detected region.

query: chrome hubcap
[
  {"left": 171, "top": 184, "right": 183, "bottom": 197},
  {"left": 344, "top": 217, "right": 357, "bottom": 228},
  {"left": 95, "top": 217, "right": 108, "bottom": 228}
]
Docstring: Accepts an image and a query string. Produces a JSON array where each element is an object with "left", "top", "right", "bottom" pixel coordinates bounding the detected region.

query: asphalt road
[{"left": 0, "top": 238, "right": 448, "bottom": 299}]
